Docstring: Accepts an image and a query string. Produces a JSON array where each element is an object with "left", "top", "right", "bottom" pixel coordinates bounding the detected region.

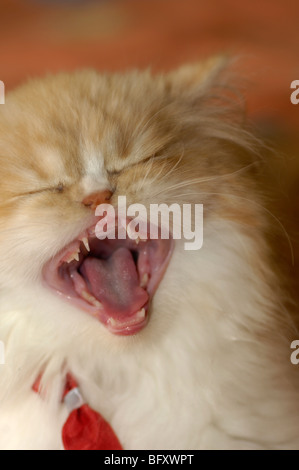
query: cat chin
[{"left": 1, "top": 221, "right": 299, "bottom": 449}]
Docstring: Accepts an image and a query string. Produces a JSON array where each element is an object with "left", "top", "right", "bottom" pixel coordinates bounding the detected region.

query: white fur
[{"left": 1, "top": 219, "right": 299, "bottom": 450}]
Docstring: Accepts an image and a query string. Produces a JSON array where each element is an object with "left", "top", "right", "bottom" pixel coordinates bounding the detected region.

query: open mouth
[{"left": 43, "top": 220, "right": 173, "bottom": 335}]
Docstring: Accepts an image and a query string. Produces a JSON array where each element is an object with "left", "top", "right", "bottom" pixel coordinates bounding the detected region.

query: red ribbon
[{"left": 33, "top": 373, "right": 123, "bottom": 450}]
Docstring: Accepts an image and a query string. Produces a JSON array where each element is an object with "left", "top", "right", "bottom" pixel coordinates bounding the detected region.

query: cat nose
[{"left": 82, "top": 189, "right": 113, "bottom": 210}]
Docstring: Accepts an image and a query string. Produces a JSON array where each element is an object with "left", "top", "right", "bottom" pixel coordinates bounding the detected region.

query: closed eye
[
  {"left": 106, "top": 169, "right": 122, "bottom": 177},
  {"left": 106, "top": 155, "right": 157, "bottom": 176},
  {"left": 15, "top": 182, "right": 65, "bottom": 198}
]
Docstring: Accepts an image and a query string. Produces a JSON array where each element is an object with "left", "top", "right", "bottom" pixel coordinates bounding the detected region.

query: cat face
[{"left": 0, "top": 60, "right": 256, "bottom": 339}]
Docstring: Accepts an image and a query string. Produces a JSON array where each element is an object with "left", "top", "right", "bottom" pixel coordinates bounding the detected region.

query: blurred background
[
  {"left": 1, "top": 0, "right": 298, "bottom": 128},
  {"left": 0, "top": 0, "right": 299, "bottom": 279}
]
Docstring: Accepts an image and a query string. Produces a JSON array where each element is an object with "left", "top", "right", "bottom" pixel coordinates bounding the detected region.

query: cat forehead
[
  {"left": 1, "top": 70, "right": 181, "bottom": 179},
  {"left": 25, "top": 144, "right": 110, "bottom": 194},
  {"left": 0, "top": 129, "right": 110, "bottom": 198},
  {"left": 37, "top": 144, "right": 106, "bottom": 179}
]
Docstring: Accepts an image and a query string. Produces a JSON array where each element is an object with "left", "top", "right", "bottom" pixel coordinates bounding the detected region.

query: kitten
[{"left": 0, "top": 59, "right": 299, "bottom": 450}]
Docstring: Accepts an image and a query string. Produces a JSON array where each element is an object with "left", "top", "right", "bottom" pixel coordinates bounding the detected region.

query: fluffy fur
[{"left": 0, "top": 59, "right": 299, "bottom": 450}]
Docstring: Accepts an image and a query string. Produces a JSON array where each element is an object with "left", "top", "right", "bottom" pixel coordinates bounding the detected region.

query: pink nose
[{"left": 82, "top": 190, "right": 112, "bottom": 210}]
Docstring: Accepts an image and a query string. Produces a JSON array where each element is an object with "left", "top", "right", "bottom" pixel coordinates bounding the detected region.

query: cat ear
[{"left": 166, "top": 56, "right": 228, "bottom": 93}]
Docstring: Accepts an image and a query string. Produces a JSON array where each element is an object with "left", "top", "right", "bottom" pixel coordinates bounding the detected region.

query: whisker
[
  {"left": 151, "top": 162, "right": 258, "bottom": 199},
  {"left": 137, "top": 158, "right": 155, "bottom": 192}
]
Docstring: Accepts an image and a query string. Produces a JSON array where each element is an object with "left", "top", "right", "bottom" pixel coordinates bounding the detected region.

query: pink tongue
[{"left": 80, "top": 247, "right": 148, "bottom": 318}]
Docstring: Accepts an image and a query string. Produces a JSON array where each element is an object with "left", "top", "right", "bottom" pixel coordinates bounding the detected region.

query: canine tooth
[
  {"left": 82, "top": 237, "right": 90, "bottom": 252},
  {"left": 140, "top": 273, "right": 149, "bottom": 288},
  {"left": 135, "top": 237, "right": 140, "bottom": 245},
  {"left": 136, "top": 308, "right": 146, "bottom": 319},
  {"left": 66, "top": 249, "right": 80, "bottom": 263},
  {"left": 81, "top": 290, "right": 93, "bottom": 302},
  {"left": 109, "top": 318, "right": 117, "bottom": 327}
]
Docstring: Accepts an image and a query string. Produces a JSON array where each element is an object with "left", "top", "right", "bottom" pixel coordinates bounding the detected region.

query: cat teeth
[
  {"left": 108, "top": 308, "right": 146, "bottom": 328},
  {"left": 134, "top": 236, "right": 147, "bottom": 245},
  {"left": 81, "top": 237, "right": 90, "bottom": 252},
  {"left": 66, "top": 237, "right": 90, "bottom": 263},
  {"left": 140, "top": 273, "right": 149, "bottom": 288},
  {"left": 126, "top": 224, "right": 136, "bottom": 241},
  {"left": 66, "top": 248, "right": 80, "bottom": 263},
  {"left": 81, "top": 290, "right": 102, "bottom": 308},
  {"left": 138, "top": 234, "right": 148, "bottom": 243},
  {"left": 108, "top": 318, "right": 117, "bottom": 327},
  {"left": 139, "top": 232, "right": 148, "bottom": 241},
  {"left": 125, "top": 225, "right": 148, "bottom": 243},
  {"left": 136, "top": 308, "right": 146, "bottom": 319}
]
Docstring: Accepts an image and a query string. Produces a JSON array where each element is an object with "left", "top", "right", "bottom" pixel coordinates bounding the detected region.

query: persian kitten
[{"left": 0, "top": 58, "right": 298, "bottom": 450}]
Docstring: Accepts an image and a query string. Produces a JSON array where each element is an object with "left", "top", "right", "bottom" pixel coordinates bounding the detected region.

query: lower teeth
[
  {"left": 108, "top": 308, "right": 146, "bottom": 328},
  {"left": 140, "top": 273, "right": 149, "bottom": 288},
  {"left": 81, "top": 290, "right": 102, "bottom": 308}
]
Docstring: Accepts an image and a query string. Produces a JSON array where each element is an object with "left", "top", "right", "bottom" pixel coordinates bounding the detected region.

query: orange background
[{"left": 0, "top": 0, "right": 298, "bottom": 128}]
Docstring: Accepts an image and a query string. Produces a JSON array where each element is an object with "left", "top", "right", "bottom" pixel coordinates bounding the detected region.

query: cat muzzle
[{"left": 43, "top": 218, "right": 173, "bottom": 335}]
